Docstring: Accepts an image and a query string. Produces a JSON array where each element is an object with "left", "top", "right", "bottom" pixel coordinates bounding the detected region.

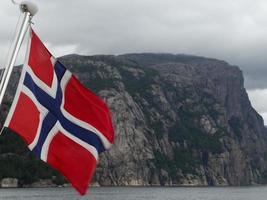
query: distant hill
[{"left": 1, "top": 53, "right": 267, "bottom": 187}]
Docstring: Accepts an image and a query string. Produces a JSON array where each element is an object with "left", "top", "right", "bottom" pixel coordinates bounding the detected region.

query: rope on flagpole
[
  {"left": 0, "top": 1, "right": 38, "bottom": 109},
  {"left": 0, "top": 0, "right": 24, "bottom": 88},
  {"left": 0, "top": 11, "right": 22, "bottom": 88},
  {"left": 11, "top": 0, "right": 19, "bottom": 5}
]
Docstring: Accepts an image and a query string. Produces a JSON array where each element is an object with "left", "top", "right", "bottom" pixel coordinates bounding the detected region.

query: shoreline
[{"left": 1, "top": 184, "right": 267, "bottom": 189}]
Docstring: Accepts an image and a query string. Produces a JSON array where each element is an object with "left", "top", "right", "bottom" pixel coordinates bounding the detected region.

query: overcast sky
[{"left": 1, "top": 0, "right": 267, "bottom": 123}]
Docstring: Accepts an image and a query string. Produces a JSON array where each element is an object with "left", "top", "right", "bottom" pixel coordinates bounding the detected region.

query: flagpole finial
[{"left": 20, "top": 1, "right": 38, "bottom": 16}]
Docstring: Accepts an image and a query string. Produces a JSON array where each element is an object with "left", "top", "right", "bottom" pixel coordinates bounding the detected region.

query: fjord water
[{"left": 0, "top": 186, "right": 267, "bottom": 200}]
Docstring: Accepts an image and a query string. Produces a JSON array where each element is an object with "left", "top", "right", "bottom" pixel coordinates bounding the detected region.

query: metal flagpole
[{"left": 0, "top": 1, "right": 38, "bottom": 107}]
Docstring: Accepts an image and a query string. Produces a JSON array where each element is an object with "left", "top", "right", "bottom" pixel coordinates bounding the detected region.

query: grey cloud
[{"left": 1, "top": 0, "right": 267, "bottom": 89}]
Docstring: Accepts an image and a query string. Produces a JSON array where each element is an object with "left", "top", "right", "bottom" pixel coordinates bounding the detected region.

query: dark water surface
[{"left": 0, "top": 186, "right": 267, "bottom": 200}]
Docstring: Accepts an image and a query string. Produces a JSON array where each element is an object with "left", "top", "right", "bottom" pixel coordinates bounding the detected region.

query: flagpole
[{"left": 0, "top": 1, "right": 38, "bottom": 107}]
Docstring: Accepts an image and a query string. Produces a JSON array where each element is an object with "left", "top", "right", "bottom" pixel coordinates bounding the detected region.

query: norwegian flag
[{"left": 4, "top": 29, "right": 114, "bottom": 195}]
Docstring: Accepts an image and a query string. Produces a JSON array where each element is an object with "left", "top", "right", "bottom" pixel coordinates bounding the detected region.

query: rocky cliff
[{"left": 1, "top": 53, "right": 267, "bottom": 186}]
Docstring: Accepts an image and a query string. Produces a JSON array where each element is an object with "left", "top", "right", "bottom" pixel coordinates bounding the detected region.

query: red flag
[{"left": 4, "top": 29, "right": 115, "bottom": 195}]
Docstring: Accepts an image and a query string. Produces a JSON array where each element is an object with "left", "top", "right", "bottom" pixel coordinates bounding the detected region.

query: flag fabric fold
[{"left": 4, "top": 28, "right": 115, "bottom": 195}]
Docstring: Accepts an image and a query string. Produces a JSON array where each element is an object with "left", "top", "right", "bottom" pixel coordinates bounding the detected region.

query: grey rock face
[
  {"left": 3, "top": 53, "right": 267, "bottom": 186},
  {"left": 59, "top": 53, "right": 267, "bottom": 186}
]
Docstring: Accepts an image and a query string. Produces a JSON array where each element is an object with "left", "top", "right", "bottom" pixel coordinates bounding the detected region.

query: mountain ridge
[{"left": 0, "top": 53, "right": 266, "bottom": 187}]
